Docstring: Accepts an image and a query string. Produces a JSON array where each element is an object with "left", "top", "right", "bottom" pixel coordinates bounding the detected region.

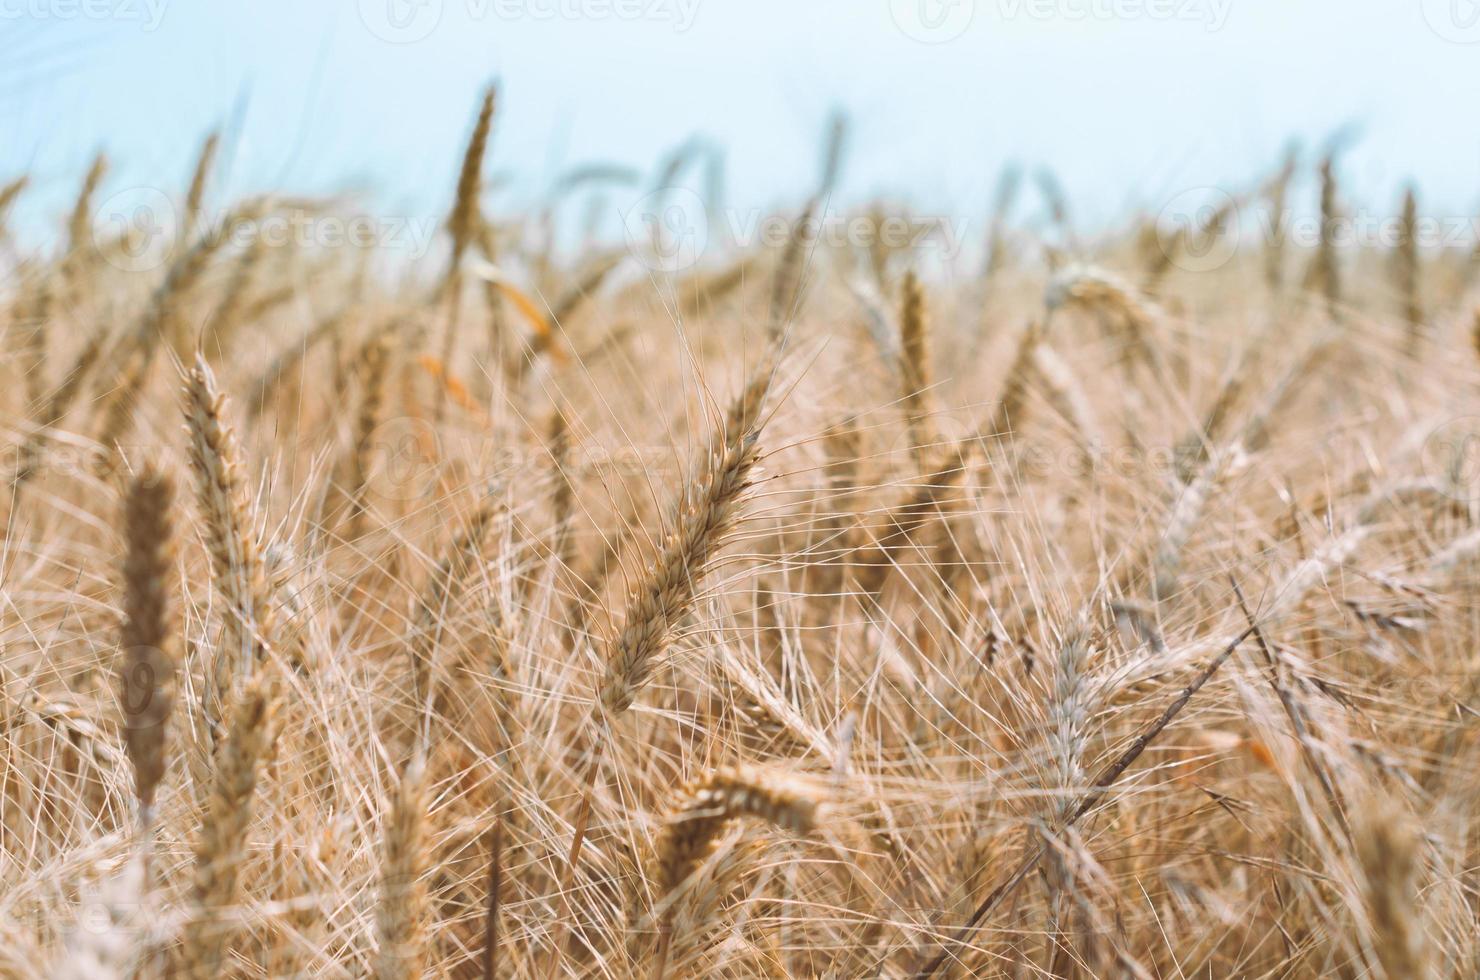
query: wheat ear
[
  {"left": 448, "top": 85, "right": 496, "bottom": 279},
  {"left": 1306, "top": 152, "right": 1342, "bottom": 315},
  {"left": 651, "top": 766, "right": 822, "bottom": 979},
  {"left": 64, "top": 150, "right": 108, "bottom": 270},
  {"left": 345, "top": 333, "right": 393, "bottom": 540},
  {"left": 182, "top": 355, "right": 276, "bottom": 729},
  {"left": 1395, "top": 186, "right": 1423, "bottom": 350},
  {"left": 178, "top": 676, "right": 277, "bottom": 980},
  {"left": 556, "top": 354, "right": 777, "bottom": 948},
  {"left": 596, "top": 357, "right": 773, "bottom": 716},
  {"left": 181, "top": 131, "right": 221, "bottom": 243},
  {"left": 439, "top": 83, "right": 497, "bottom": 389},
  {"left": 51, "top": 853, "right": 147, "bottom": 980},
  {"left": 0, "top": 174, "right": 27, "bottom": 227},
  {"left": 374, "top": 760, "right": 431, "bottom": 980},
  {"left": 118, "top": 466, "right": 178, "bottom": 831},
  {"left": 548, "top": 402, "right": 578, "bottom": 586},
  {"left": 94, "top": 208, "right": 248, "bottom": 468},
  {"left": 898, "top": 270, "right": 937, "bottom": 464},
  {"left": 1355, "top": 803, "right": 1429, "bottom": 980}
]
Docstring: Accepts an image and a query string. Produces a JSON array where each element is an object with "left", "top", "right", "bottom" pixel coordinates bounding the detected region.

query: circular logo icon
[
  {"left": 1421, "top": 0, "right": 1480, "bottom": 43},
  {"left": 623, "top": 186, "right": 708, "bottom": 273},
  {"left": 889, "top": 0, "right": 974, "bottom": 43},
  {"left": 359, "top": 0, "right": 443, "bottom": 43},
  {"left": 93, "top": 186, "right": 176, "bottom": 272},
  {"left": 118, "top": 646, "right": 176, "bottom": 732},
  {"left": 366, "top": 417, "right": 443, "bottom": 502},
  {"left": 1422, "top": 417, "right": 1480, "bottom": 500},
  {"left": 1155, "top": 187, "right": 1240, "bottom": 274}
]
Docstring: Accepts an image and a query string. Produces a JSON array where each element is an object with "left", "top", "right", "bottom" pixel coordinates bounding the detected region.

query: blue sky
[{"left": 3, "top": 0, "right": 1480, "bottom": 247}]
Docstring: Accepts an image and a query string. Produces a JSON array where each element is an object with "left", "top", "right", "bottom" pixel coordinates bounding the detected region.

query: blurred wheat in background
[{"left": 3, "top": 81, "right": 1480, "bottom": 979}]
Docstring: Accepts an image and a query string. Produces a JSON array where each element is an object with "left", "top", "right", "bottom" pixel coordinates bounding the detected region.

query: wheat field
[{"left": 2, "top": 93, "right": 1479, "bottom": 979}]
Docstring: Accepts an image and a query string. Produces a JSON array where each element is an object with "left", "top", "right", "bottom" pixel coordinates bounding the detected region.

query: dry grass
[{"left": 3, "top": 107, "right": 1480, "bottom": 979}]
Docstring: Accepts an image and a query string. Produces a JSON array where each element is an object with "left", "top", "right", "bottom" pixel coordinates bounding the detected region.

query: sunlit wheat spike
[
  {"left": 438, "top": 83, "right": 497, "bottom": 402},
  {"left": 596, "top": 355, "right": 774, "bottom": 717},
  {"left": 1150, "top": 452, "right": 1225, "bottom": 604},
  {"left": 1047, "top": 626, "right": 1090, "bottom": 821},
  {"left": 1045, "top": 265, "right": 1158, "bottom": 373},
  {"left": 655, "top": 765, "right": 820, "bottom": 898},
  {"left": 448, "top": 83, "right": 497, "bottom": 278},
  {"left": 182, "top": 354, "right": 276, "bottom": 726}
]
